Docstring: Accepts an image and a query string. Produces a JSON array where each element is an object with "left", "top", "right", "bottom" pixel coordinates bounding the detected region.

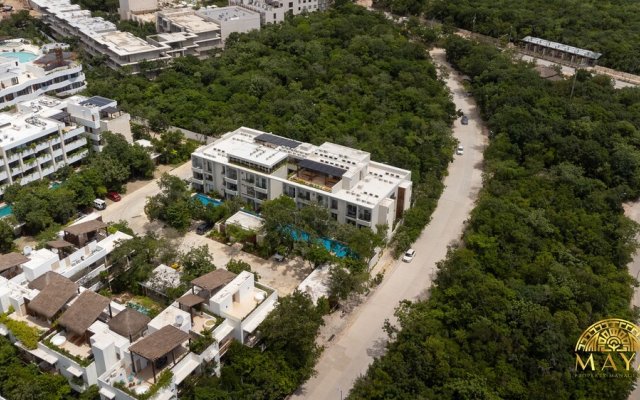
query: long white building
[
  {"left": 0, "top": 40, "right": 85, "bottom": 107},
  {"left": 0, "top": 104, "right": 87, "bottom": 194},
  {"left": 191, "top": 127, "right": 412, "bottom": 236}
]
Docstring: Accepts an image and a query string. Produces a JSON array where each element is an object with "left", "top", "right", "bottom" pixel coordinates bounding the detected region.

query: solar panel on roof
[
  {"left": 255, "top": 133, "right": 301, "bottom": 148},
  {"left": 79, "top": 96, "right": 113, "bottom": 107},
  {"left": 298, "top": 159, "right": 346, "bottom": 177}
]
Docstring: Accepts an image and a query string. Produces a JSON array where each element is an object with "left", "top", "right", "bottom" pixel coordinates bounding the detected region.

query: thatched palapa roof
[
  {"left": 58, "top": 291, "right": 110, "bottom": 336},
  {"left": 64, "top": 220, "right": 107, "bottom": 236},
  {"left": 108, "top": 308, "right": 150, "bottom": 339},
  {"left": 46, "top": 239, "right": 74, "bottom": 249},
  {"left": 129, "top": 325, "right": 188, "bottom": 361},
  {"left": 28, "top": 272, "right": 77, "bottom": 320},
  {"left": 191, "top": 269, "right": 236, "bottom": 292},
  {"left": 177, "top": 293, "right": 206, "bottom": 308},
  {"left": 0, "top": 252, "right": 29, "bottom": 273}
]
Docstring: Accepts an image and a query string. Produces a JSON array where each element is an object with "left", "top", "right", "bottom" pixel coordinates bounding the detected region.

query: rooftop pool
[{"left": 0, "top": 51, "right": 37, "bottom": 63}]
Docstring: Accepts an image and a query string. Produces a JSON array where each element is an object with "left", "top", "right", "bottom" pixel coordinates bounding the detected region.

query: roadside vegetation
[
  {"left": 349, "top": 36, "right": 640, "bottom": 399},
  {"left": 181, "top": 291, "right": 325, "bottom": 400},
  {"left": 372, "top": 0, "right": 640, "bottom": 74},
  {"left": 84, "top": 3, "right": 457, "bottom": 257}
]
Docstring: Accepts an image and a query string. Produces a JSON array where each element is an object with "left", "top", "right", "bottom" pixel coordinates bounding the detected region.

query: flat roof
[
  {"left": 197, "top": 6, "right": 260, "bottom": 22},
  {"left": 160, "top": 9, "right": 220, "bottom": 33},
  {"left": 224, "top": 140, "right": 289, "bottom": 168},
  {"left": 521, "top": 36, "right": 602, "bottom": 59},
  {"left": 225, "top": 210, "right": 264, "bottom": 232}
]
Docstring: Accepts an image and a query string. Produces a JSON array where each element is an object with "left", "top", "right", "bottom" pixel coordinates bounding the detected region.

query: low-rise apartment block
[
  {"left": 0, "top": 105, "right": 87, "bottom": 194},
  {"left": 191, "top": 127, "right": 412, "bottom": 237},
  {"left": 29, "top": 0, "right": 172, "bottom": 71},
  {"left": 196, "top": 7, "right": 261, "bottom": 43},
  {"left": 230, "top": 0, "right": 329, "bottom": 24},
  {"left": 0, "top": 40, "right": 86, "bottom": 107},
  {"left": 18, "top": 95, "right": 133, "bottom": 152},
  {"left": 156, "top": 8, "right": 222, "bottom": 54}
]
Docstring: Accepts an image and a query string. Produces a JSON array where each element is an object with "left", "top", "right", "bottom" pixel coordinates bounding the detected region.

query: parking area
[{"left": 177, "top": 232, "right": 312, "bottom": 296}]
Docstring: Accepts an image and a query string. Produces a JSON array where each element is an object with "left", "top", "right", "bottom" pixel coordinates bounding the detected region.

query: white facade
[
  {"left": 196, "top": 7, "right": 261, "bottom": 43},
  {"left": 17, "top": 95, "right": 133, "bottom": 152},
  {"left": 118, "top": 0, "right": 158, "bottom": 20},
  {"left": 29, "top": 0, "right": 172, "bottom": 72},
  {"left": 191, "top": 127, "right": 413, "bottom": 238},
  {"left": 156, "top": 8, "right": 222, "bottom": 55},
  {"left": 0, "top": 40, "right": 85, "bottom": 107},
  {"left": 230, "top": 0, "right": 328, "bottom": 24},
  {"left": 0, "top": 108, "right": 87, "bottom": 195}
]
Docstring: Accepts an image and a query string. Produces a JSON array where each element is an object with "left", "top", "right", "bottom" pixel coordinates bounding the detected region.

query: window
[
  {"left": 331, "top": 213, "right": 337, "bottom": 220},
  {"left": 256, "top": 176, "right": 268, "bottom": 189},
  {"left": 289, "top": 1, "right": 293, "bottom": 6},
  {"left": 331, "top": 199, "right": 338, "bottom": 209},
  {"left": 358, "top": 208, "right": 371, "bottom": 222},
  {"left": 347, "top": 204, "right": 357, "bottom": 218}
]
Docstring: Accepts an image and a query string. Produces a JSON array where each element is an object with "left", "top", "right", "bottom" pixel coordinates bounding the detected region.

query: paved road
[
  {"left": 292, "top": 48, "right": 487, "bottom": 399},
  {"left": 100, "top": 162, "right": 193, "bottom": 234},
  {"left": 622, "top": 202, "right": 640, "bottom": 399}
]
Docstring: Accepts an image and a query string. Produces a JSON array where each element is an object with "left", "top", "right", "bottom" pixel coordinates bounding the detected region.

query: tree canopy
[
  {"left": 371, "top": 0, "right": 640, "bottom": 73},
  {"left": 349, "top": 37, "right": 640, "bottom": 399}
]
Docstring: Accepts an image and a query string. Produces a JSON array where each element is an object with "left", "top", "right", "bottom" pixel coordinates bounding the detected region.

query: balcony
[
  {"left": 35, "top": 141, "right": 50, "bottom": 152},
  {"left": 223, "top": 175, "right": 238, "bottom": 184},
  {"left": 66, "top": 151, "right": 89, "bottom": 165},
  {"left": 38, "top": 153, "right": 52, "bottom": 164},
  {"left": 41, "top": 165, "right": 55, "bottom": 177},
  {"left": 64, "top": 138, "right": 88, "bottom": 152}
]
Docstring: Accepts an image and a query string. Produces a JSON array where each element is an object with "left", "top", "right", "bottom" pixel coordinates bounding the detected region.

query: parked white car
[
  {"left": 402, "top": 249, "right": 416, "bottom": 263},
  {"left": 456, "top": 145, "right": 464, "bottom": 155}
]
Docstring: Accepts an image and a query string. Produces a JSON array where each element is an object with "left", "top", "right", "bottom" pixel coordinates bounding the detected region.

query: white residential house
[
  {"left": 0, "top": 40, "right": 86, "bottom": 107},
  {"left": 191, "top": 127, "right": 413, "bottom": 238}
]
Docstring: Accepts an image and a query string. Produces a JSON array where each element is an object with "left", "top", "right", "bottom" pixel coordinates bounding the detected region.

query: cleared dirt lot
[{"left": 177, "top": 232, "right": 312, "bottom": 296}]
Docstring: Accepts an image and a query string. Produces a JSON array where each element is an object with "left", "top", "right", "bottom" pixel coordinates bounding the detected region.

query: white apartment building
[
  {"left": 0, "top": 105, "right": 88, "bottom": 195},
  {"left": 196, "top": 7, "right": 261, "bottom": 43},
  {"left": 230, "top": 0, "right": 328, "bottom": 24},
  {"left": 0, "top": 40, "right": 86, "bottom": 107},
  {"left": 191, "top": 127, "right": 412, "bottom": 237},
  {"left": 29, "top": 0, "right": 172, "bottom": 71},
  {"left": 18, "top": 95, "right": 133, "bottom": 152},
  {"left": 156, "top": 8, "right": 222, "bottom": 55},
  {"left": 118, "top": 0, "right": 158, "bottom": 20}
]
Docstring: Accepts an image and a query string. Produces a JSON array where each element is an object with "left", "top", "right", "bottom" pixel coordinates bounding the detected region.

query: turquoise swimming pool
[
  {"left": 1, "top": 51, "right": 37, "bottom": 63},
  {"left": 194, "top": 193, "right": 223, "bottom": 207},
  {"left": 0, "top": 205, "right": 13, "bottom": 218},
  {"left": 288, "top": 228, "right": 351, "bottom": 258}
]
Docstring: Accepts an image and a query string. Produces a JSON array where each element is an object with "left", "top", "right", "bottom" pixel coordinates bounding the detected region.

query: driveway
[
  {"left": 292, "top": 47, "right": 488, "bottom": 399},
  {"left": 99, "top": 162, "right": 193, "bottom": 234},
  {"left": 622, "top": 202, "right": 640, "bottom": 398}
]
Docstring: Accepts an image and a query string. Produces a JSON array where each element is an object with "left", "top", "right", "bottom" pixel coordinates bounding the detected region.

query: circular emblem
[{"left": 575, "top": 318, "right": 640, "bottom": 352}]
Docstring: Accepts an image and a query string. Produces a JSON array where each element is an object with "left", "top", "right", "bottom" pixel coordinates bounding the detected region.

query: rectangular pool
[
  {"left": 0, "top": 205, "right": 13, "bottom": 218},
  {"left": 194, "top": 193, "right": 222, "bottom": 207}
]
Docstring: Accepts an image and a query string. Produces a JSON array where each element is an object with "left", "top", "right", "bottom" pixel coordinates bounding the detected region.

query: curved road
[{"left": 292, "top": 48, "right": 487, "bottom": 399}]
